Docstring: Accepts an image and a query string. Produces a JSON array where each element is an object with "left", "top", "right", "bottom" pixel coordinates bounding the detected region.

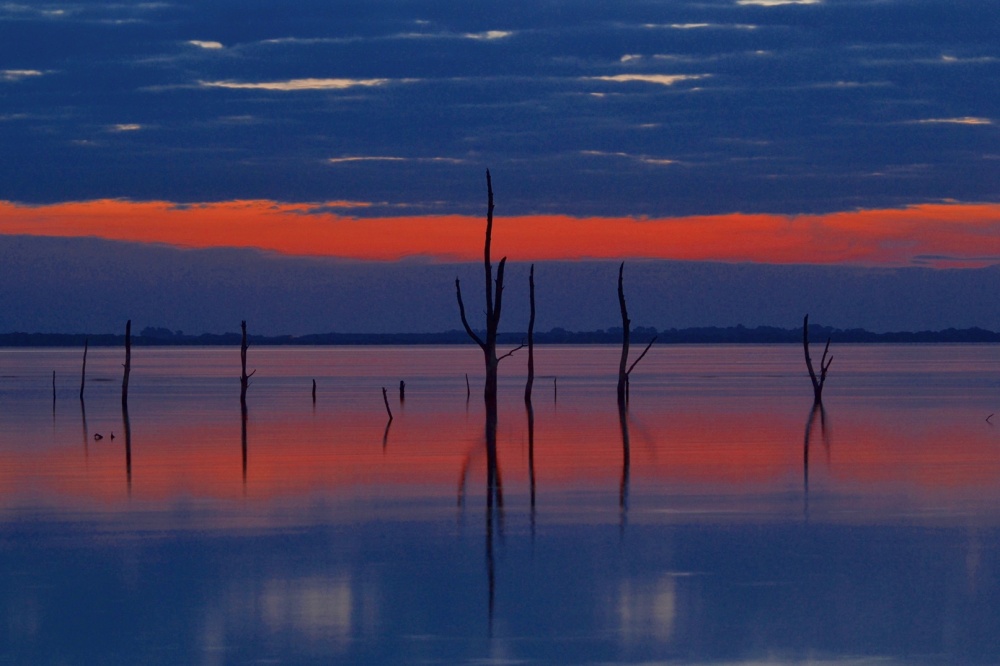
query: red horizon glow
[{"left": 1, "top": 199, "right": 999, "bottom": 267}]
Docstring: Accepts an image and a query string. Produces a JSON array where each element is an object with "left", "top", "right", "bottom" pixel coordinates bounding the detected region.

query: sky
[{"left": 1, "top": 0, "right": 998, "bottom": 334}]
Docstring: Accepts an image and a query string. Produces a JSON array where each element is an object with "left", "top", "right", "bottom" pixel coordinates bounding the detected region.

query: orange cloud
[{"left": 1, "top": 199, "right": 999, "bottom": 267}]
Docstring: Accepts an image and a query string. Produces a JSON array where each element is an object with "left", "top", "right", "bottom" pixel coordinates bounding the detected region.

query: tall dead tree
[
  {"left": 240, "top": 320, "right": 255, "bottom": 408},
  {"left": 79, "top": 337, "right": 88, "bottom": 401},
  {"left": 121, "top": 320, "right": 131, "bottom": 410},
  {"left": 617, "top": 263, "right": 630, "bottom": 406},
  {"left": 617, "top": 263, "right": 655, "bottom": 407},
  {"left": 524, "top": 264, "right": 535, "bottom": 405},
  {"left": 803, "top": 314, "right": 832, "bottom": 405},
  {"left": 456, "top": 170, "right": 522, "bottom": 405}
]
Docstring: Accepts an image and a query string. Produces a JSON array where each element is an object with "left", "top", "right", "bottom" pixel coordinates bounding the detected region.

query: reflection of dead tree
[
  {"left": 618, "top": 402, "right": 630, "bottom": 530},
  {"left": 241, "top": 401, "right": 248, "bottom": 488},
  {"left": 617, "top": 263, "right": 656, "bottom": 407},
  {"left": 803, "top": 315, "right": 832, "bottom": 405},
  {"left": 526, "top": 401, "right": 536, "bottom": 534},
  {"left": 803, "top": 402, "right": 830, "bottom": 517},
  {"left": 456, "top": 170, "right": 523, "bottom": 405},
  {"left": 122, "top": 402, "right": 132, "bottom": 494},
  {"left": 485, "top": 404, "right": 503, "bottom": 636},
  {"left": 525, "top": 264, "right": 536, "bottom": 404}
]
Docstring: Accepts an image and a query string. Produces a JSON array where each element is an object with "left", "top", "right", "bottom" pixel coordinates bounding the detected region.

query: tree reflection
[
  {"left": 485, "top": 400, "right": 504, "bottom": 634},
  {"left": 619, "top": 402, "right": 631, "bottom": 533},
  {"left": 80, "top": 397, "right": 89, "bottom": 461},
  {"left": 526, "top": 399, "right": 536, "bottom": 537},
  {"left": 803, "top": 402, "right": 830, "bottom": 518},
  {"left": 241, "top": 401, "right": 248, "bottom": 491},
  {"left": 122, "top": 401, "right": 132, "bottom": 495}
]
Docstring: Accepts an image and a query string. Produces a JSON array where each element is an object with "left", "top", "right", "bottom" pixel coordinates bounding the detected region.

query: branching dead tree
[
  {"left": 803, "top": 314, "right": 832, "bottom": 405},
  {"left": 456, "top": 170, "right": 522, "bottom": 404},
  {"left": 617, "top": 263, "right": 655, "bottom": 406}
]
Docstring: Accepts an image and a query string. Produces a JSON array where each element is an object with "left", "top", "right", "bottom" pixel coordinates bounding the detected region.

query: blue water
[{"left": 1, "top": 345, "right": 999, "bottom": 664}]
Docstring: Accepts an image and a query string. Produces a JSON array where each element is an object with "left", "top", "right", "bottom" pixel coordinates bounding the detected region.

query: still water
[{"left": 1, "top": 344, "right": 999, "bottom": 664}]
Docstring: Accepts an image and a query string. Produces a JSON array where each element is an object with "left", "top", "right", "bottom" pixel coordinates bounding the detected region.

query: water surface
[{"left": 2, "top": 344, "right": 999, "bottom": 664}]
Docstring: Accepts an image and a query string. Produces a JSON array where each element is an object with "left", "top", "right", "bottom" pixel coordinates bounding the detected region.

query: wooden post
[
  {"left": 121, "top": 320, "right": 131, "bottom": 410},
  {"left": 399, "top": 380, "right": 405, "bottom": 402}
]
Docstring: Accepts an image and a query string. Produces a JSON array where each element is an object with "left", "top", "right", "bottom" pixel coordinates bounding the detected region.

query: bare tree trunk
[
  {"left": 382, "top": 387, "right": 393, "bottom": 420},
  {"left": 617, "top": 263, "right": 630, "bottom": 407},
  {"left": 524, "top": 263, "right": 535, "bottom": 404},
  {"left": 240, "top": 320, "right": 255, "bottom": 407},
  {"left": 803, "top": 314, "right": 832, "bottom": 405},
  {"left": 616, "top": 263, "right": 655, "bottom": 406},
  {"left": 79, "top": 337, "right": 88, "bottom": 401},
  {"left": 121, "top": 320, "right": 131, "bottom": 410},
  {"left": 457, "top": 170, "right": 520, "bottom": 406}
]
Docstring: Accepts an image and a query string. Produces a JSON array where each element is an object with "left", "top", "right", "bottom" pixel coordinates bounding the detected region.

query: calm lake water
[{"left": 2, "top": 344, "right": 1000, "bottom": 664}]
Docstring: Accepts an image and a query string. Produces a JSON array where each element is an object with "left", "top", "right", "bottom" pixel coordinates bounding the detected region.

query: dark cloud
[
  {"left": 1, "top": 235, "right": 998, "bottom": 335},
  {"left": 0, "top": 0, "right": 996, "bottom": 215}
]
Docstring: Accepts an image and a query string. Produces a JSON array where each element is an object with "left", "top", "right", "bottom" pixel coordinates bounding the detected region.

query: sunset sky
[{"left": 1, "top": 0, "right": 998, "bottom": 334}]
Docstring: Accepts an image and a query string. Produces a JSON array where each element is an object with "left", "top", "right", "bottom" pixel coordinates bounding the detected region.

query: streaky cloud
[
  {"left": 737, "top": 0, "right": 821, "bottom": 5},
  {"left": 1, "top": 69, "right": 43, "bottom": 81},
  {"left": 187, "top": 40, "right": 223, "bottom": 50},
  {"left": 327, "top": 156, "right": 466, "bottom": 165},
  {"left": 199, "top": 77, "right": 394, "bottom": 91},
  {"left": 588, "top": 74, "right": 708, "bottom": 86},
  {"left": 911, "top": 117, "right": 992, "bottom": 126}
]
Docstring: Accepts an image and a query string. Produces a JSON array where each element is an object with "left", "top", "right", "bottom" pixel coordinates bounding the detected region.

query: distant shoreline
[{"left": 1, "top": 325, "right": 999, "bottom": 347}]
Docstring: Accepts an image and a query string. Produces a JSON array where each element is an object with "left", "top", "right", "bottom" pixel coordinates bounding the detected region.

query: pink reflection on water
[{"left": 0, "top": 345, "right": 997, "bottom": 521}]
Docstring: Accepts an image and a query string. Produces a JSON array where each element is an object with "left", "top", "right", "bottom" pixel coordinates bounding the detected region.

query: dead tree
[
  {"left": 382, "top": 387, "right": 393, "bottom": 421},
  {"left": 524, "top": 264, "right": 536, "bottom": 405},
  {"left": 803, "top": 314, "right": 832, "bottom": 405},
  {"left": 79, "top": 337, "right": 88, "bottom": 401},
  {"left": 456, "top": 170, "right": 523, "bottom": 405},
  {"left": 617, "top": 263, "right": 655, "bottom": 406},
  {"left": 617, "top": 263, "right": 630, "bottom": 406},
  {"left": 121, "top": 320, "right": 131, "bottom": 410},
  {"left": 240, "top": 320, "right": 256, "bottom": 407}
]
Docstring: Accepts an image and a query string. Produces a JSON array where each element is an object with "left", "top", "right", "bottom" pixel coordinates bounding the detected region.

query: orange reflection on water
[{"left": 1, "top": 394, "right": 998, "bottom": 516}]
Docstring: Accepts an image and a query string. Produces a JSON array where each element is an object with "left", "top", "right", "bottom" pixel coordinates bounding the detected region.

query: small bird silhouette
[{"left": 93, "top": 433, "right": 103, "bottom": 441}]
